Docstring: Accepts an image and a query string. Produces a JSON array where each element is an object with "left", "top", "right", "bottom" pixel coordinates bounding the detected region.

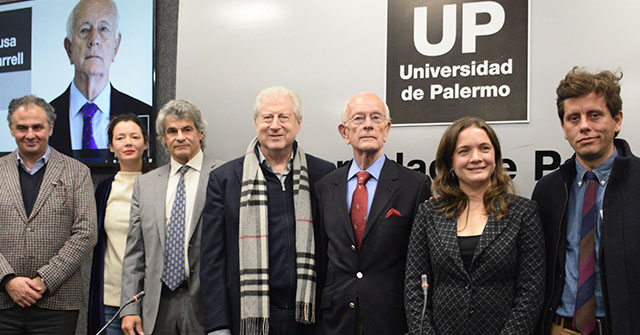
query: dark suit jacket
[
  {"left": 405, "top": 195, "right": 545, "bottom": 335},
  {"left": 315, "top": 157, "right": 430, "bottom": 335},
  {"left": 200, "top": 152, "right": 335, "bottom": 334},
  {"left": 532, "top": 139, "right": 640, "bottom": 334},
  {"left": 87, "top": 174, "right": 115, "bottom": 335},
  {"left": 49, "top": 84, "right": 152, "bottom": 156},
  {"left": 0, "top": 148, "right": 97, "bottom": 310}
]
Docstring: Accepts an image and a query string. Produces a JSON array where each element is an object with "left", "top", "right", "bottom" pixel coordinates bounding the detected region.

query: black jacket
[
  {"left": 532, "top": 139, "right": 640, "bottom": 334},
  {"left": 199, "top": 151, "right": 335, "bottom": 334},
  {"left": 49, "top": 84, "right": 152, "bottom": 156},
  {"left": 315, "top": 158, "right": 431, "bottom": 335}
]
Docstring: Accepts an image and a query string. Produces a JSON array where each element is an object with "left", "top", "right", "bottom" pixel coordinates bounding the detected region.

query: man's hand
[
  {"left": 122, "top": 315, "right": 144, "bottom": 335},
  {"left": 31, "top": 276, "right": 47, "bottom": 294},
  {"left": 4, "top": 277, "right": 43, "bottom": 307}
]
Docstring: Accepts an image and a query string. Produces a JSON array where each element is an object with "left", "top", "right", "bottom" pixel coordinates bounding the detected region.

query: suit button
[
  {"left": 356, "top": 272, "right": 363, "bottom": 279},
  {"left": 26, "top": 227, "right": 32, "bottom": 232},
  {"left": 469, "top": 308, "right": 474, "bottom": 314},
  {"left": 465, "top": 285, "right": 470, "bottom": 290},
  {"left": 351, "top": 245, "right": 356, "bottom": 251},
  {"left": 349, "top": 302, "right": 355, "bottom": 309}
]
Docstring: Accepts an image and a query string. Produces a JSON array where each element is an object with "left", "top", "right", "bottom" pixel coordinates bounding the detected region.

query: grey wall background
[{"left": 176, "top": 0, "right": 640, "bottom": 197}]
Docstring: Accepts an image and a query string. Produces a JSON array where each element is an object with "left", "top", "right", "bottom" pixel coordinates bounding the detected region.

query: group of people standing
[{"left": 0, "top": 63, "right": 639, "bottom": 335}]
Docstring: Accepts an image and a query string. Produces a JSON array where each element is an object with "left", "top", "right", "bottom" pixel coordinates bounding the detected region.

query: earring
[{"left": 449, "top": 169, "right": 455, "bottom": 177}]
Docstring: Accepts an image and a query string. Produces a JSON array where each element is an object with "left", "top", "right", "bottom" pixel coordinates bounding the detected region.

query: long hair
[
  {"left": 108, "top": 113, "right": 151, "bottom": 173},
  {"left": 432, "top": 117, "right": 515, "bottom": 220}
]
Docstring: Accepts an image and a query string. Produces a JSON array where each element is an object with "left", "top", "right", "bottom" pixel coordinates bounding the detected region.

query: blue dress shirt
[
  {"left": 17, "top": 145, "right": 50, "bottom": 175},
  {"left": 346, "top": 154, "right": 385, "bottom": 219},
  {"left": 69, "top": 81, "right": 111, "bottom": 150},
  {"left": 556, "top": 149, "right": 617, "bottom": 317}
]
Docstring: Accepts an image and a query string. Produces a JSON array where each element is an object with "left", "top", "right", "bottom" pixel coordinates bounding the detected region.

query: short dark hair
[
  {"left": 107, "top": 113, "right": 151, "bottom": 173},
  {"left": 556, "top": 67, "right": 622, "bottom": 121},
  {"left": 108, "top": 113, "right": 149, "bottom": 146},
  {"left": 8, "top": 95, "right": 57, "bottom": 126}
]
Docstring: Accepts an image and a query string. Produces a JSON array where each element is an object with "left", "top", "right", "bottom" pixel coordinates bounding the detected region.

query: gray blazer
[
  {"left": 0, "top": 148, "right": 97, "bottom": 310},
  {"left": 120, "top": 155, "right": 222, "bottom": 334}
]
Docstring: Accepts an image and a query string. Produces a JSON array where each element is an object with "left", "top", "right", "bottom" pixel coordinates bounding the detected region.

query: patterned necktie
[
  {"left": 81, "top": 102, "right": 99, "bottom": 149},
  {"left": 350, "top": 171, "right": 372, "bottom": 250},
  {"left": 574, "top": 171, "right": 597, "bottom": 334},
  {"left": 162, "top": 165, "right": 189, "bottom": 290}
]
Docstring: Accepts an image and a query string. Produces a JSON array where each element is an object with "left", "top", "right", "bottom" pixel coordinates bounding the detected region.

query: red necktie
[
  {"left": 574, "top": 171, "right": 597, "bottom": 334},
  {"left": 350, "top": 171, "right": 372, "bottom": 250}
]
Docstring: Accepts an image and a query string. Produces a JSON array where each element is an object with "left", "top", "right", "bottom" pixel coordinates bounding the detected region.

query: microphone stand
[
  {"left": 420, "top": 274, "right": 429, "bottom": 335},
  {"left": 95, "top": 291, "right": 145, "bottom": 335}
]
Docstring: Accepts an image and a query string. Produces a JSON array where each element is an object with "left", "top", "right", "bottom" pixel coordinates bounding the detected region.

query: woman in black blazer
[
  {"left": 405, "top": 117, "right": 544, "bottom": 335},
  {"left": 88, "top": 114, "right": 150, "bottom": 335}
]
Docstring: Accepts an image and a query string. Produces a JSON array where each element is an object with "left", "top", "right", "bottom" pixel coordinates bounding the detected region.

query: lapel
[
  {"left": 187, "top": 156, "right": 216, "bottom": 242},
  {"left": 233, "top": 157, "right": 243, "bottom": 185},
  {"left": 28, "top": 150, "right": 64, "bottom": 221},
  {"left": 331, "top": 164, "right": 355, "bottom": 244},
  {"left": 154, "top": 164, "right": 170, "bottom": 249},
  {"left": 362, "top": 158, "right": 398, "bottom": 243},
  {"left": 472, "top": 213, "right": 508, "bottom": 266},
  {"left": 50, "top": 86, "right": 73, "bottom": 156},
  {"left": 433, "top": 212, "right": 467, "bottom": 274},
  {"left": 3, "top": 152, "right": 29, "bottom": 223}
]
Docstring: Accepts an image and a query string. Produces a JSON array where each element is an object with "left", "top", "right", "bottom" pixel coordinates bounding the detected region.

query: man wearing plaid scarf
[{"left": 200, "top": 86, "right": 335, "bottom": 335}]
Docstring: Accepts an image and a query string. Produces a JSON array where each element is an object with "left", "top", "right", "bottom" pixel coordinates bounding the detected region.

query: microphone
[
  {"left": 95, "top": 291, "right": 145, "bottom": 335},
  {"left": 420, "top": 274, "right": 429, "bottom": 335},
  {"left": 126, "top": 291, "right": 146, "bottom": 304}
]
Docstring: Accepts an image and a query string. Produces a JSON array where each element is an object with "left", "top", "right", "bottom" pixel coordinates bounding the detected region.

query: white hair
[
  {"left": 66, "top": 0, "right": 120, "bottom": 41},
  {"left": 341, "top": 94, "right": 391, "bottom": 123},
  {"left": 253, "top": 85, "right": 302, "bottom": 120}
]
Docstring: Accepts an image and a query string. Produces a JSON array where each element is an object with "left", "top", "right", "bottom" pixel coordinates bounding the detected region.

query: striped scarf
[{"left": 238, "top": 137, "right": 316, "bottom": 334}]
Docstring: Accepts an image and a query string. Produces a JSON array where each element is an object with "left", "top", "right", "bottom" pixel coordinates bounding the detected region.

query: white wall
[{"left": 176, "top": 0, "right": 640, "bottom": 196}]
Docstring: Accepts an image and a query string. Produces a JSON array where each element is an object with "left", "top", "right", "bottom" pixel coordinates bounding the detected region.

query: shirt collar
[
  {"left": 575, "top": 148, "right": 617, "bottom": 188},
  {"left": 347, "top": 153, "right": 385, "bottom": 181},
  {"left": 17, "top": 145, "right": 51, "bottom": 174},
  {"left": 254, "top": 141, "right": 298, "bottom": 172},
  {"left": 69, "top": 81, "right": 111, "bottom": 119},
  {"left": 257, "top": 144, "right": 295, "bottom": 169},
  {"left": 170, "top": 149, "right": 203, "bottom": 176}
]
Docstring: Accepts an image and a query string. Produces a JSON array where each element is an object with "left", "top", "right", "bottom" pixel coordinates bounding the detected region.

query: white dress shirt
[{"left": 165, "top": 150, "right": 203, "bottom": 278}]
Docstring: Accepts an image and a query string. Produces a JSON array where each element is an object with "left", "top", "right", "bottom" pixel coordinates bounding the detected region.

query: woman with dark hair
[
  {"left": 88, "top": 114, "right": 149, "bottom": 335},
  {"left": 405, "top": 117, "right": 544, "bottom": 334}
]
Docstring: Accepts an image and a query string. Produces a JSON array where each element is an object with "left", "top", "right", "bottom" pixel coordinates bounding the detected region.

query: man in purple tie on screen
[
  {"left": 533, "top": 67, "right": 640, "bottom": 335},
  {"left": 49, "top": 0, "right": 151, "bottom": 156}
]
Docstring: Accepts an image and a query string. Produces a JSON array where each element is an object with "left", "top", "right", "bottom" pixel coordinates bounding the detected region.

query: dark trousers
[
  {"left": 153, "top": 283, "right": 204, "bottom": 335},
  {"left": 269, "top": 305, "right": 303, "bottom": 335},
  {"left": 0, "top": 305, "right": 78, "bottom": 335}
]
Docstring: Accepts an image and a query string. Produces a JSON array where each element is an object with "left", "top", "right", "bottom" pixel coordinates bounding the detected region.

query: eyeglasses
[{"left": 347, "top": 113, "right": 386, "bottom": 125}]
